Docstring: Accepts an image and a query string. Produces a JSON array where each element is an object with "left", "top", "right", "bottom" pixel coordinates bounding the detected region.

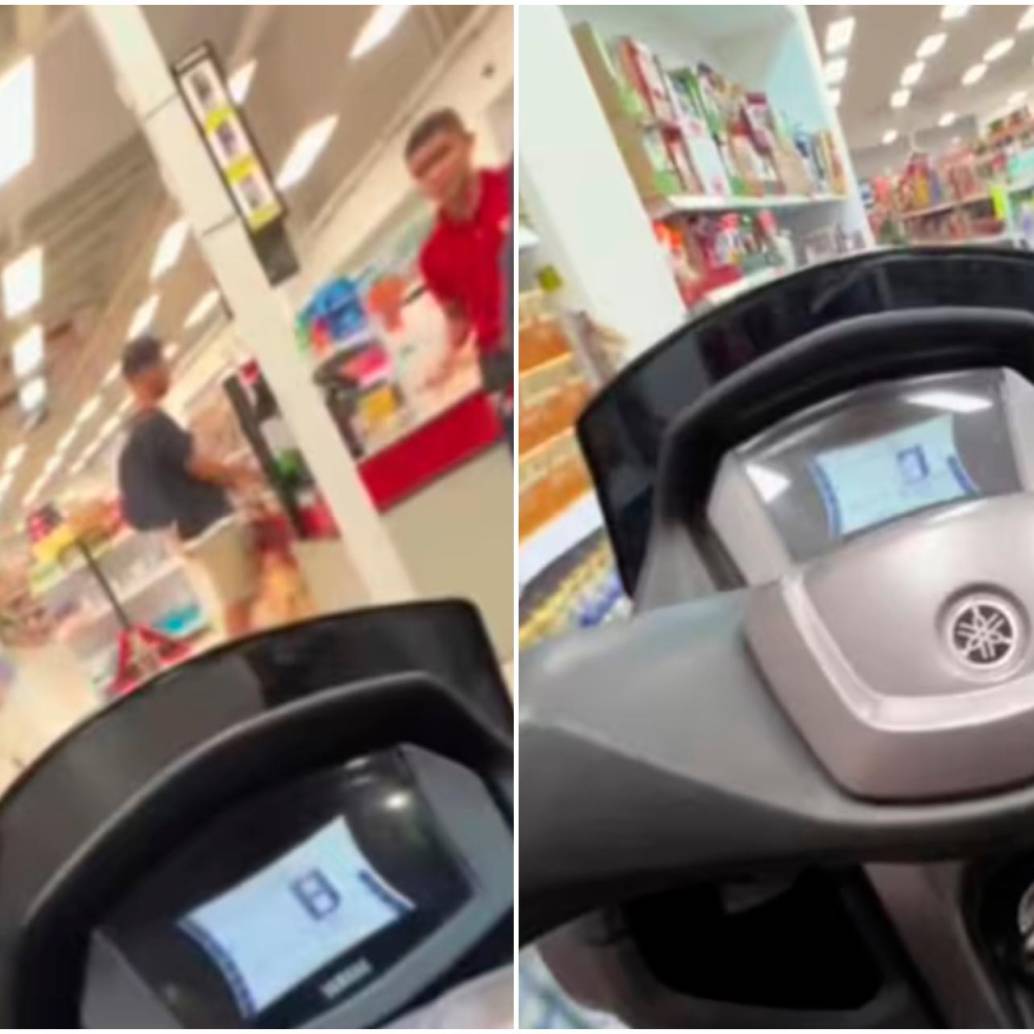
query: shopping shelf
[
  {"left": 702, "top": 266, "right": 785, "bottom": 308},
  {"left": 899, "top": 193, "right": 992, "bottom": 220},
  {"left": 648, "top": 192, "right": 846, "bottom": 218},
  {"left": 520, "top": 490, "right": 604, "bottom": 589}
]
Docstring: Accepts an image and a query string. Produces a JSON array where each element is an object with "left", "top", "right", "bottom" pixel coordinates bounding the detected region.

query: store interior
[{"left": 0, "top": 4, "right": 513, "bottom": 787}]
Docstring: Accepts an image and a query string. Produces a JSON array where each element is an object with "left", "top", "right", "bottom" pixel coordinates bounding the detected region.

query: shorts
[{"left": 183, "top": 517, "right": 259, "bottom": 612}]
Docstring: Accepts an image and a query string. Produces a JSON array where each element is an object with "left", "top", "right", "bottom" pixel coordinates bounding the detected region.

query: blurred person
[
  {"left": 117, "top": 335, "right": 259, "bottom": 638},
  {"left": 405, "top": 108, "right": 513, "bottom": 449}
]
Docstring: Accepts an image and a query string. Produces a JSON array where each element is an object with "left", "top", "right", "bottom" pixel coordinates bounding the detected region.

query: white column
[
  {"left": 87, "top": 4, "right": 415, "bottom": 604},
  {"left": 518, "top": 4, "right": 685, "bottom": 359}
]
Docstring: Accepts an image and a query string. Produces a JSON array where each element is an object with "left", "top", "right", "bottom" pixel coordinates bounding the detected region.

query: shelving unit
[
  {"left": 648, "top": 191, "right": 846, "bottom": 217},
  {"left": 519, "top": 491, "right": 605, "bottom": 589}
]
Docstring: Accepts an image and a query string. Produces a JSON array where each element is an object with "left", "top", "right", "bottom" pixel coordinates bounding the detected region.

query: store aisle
[
  {"left": 385, "top": 444, "right": 514, "bottom": 661},
  {"left": 0, "top": 642, "right": 96, "bottom": 793}
]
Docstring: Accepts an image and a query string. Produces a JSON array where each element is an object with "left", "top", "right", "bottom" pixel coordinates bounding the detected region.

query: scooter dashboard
[{"left": 707, "top": 368, "right": 1032, "bottom": 585}]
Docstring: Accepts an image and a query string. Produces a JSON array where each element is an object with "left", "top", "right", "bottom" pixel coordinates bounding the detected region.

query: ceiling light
[
  {"left": 828, "top": 87, "right": 841, "bottom": 107},
  {"left": 99, "top": 415, "right": 121, "bottom": 439},
  {"left": 984, "top": 37, "right": 1015, "bottom": 62},
  {"left": 3, "top": 444, "right": 25, "bottom": 472},
  {"left": 891, "top": 89, "right": 911, "bottom": 109},
  {"left": 824, "top": 57, "right": 848, "bottom": 85},
  {"left": 76, "top": 396, "right": 101, "bottom": 425},
  {"left": 1010, "top": 90, "right": 1028, "bottom": 107},
  {"left": 939, "top": 111, "right": 957, "bottom": 127},
  {"left": 228, "top": 59, "right": 257, "bottom": 105},
  {"left": 825, "top": 16, "right": 855, "bottom": 54},
  {"left": 11, "top": 324, "right": 42, "bottom": 379},
  {"left": 901, "top": 61, "right": 925, "bottom": 87},
  {"left": 962, "top": 63, "right": 987, "bottom": 86},
  {"left": 2, "top": 244, "right": 42, "bottom": 319},
  {"left": 102, "top": 360, "right": 121, "bottom": 387},
  {"left": 42, "top": 454, "right": 60, "bottom": 477},
  {"left": 149, "top": 219, "right": 189, "bottom": 281},
  {"left": 185, "top": 289, "right": 221, "bottom": 329},
  {"left": 164, "top": 341, "right": 180, "bottom": 361},
  {"left": 128, "top": 293, "right": 159, "bottom": 339},
  {"left": 917, "top": 32, "right": 947, "bottom": 58},
  {"left": 942, "top": 4, "right": 969, "bottom": 20},
  {"left": 350, "top": 5, "right": 410, "bottom": 59},
  {"left": 883, "top": 129, "right": 899, "bottom": 145},
  {"left": 56, "top": 425, "right": 77, "bottom": 454},
  {"left": 0, "top": 58, "right": 34, "bottom": 189},
  {"left": 275, "top": 115, "right": 338, "bottom": 191},
  {"left": 1021, "top": 6, "right": 1034, "bottom": 30},
  {"left": 18, "top": 375, "right": 45, "bottom": 413},
  {"left": 0, "top": 473, "right": 13, "bottom": 497}
]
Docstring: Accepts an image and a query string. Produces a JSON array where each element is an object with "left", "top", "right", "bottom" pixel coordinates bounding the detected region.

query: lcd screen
[
  {"left": 810, "top": 414, "right": 976, "bottom": 538},
  {"left": 179, "top": 817, "right": 413, "bottom": 1018}
]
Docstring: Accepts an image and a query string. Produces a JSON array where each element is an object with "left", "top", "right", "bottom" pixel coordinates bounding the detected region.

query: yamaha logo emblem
[{"left": 947, "top": 593, "right": 1024, "bottom": 670}]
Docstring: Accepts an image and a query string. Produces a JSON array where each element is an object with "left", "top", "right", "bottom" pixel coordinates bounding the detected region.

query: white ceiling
[
  {"left": 808, "top": 4, "right": 1034, "bottom": 153},
  {"left": 0, "top": 5, "right": 483, "bottom": 520}
]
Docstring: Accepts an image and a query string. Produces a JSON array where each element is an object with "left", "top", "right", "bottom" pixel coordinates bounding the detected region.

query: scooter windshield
[{"left": 577, "top": 247, "right": 1034, "bottom": 593}]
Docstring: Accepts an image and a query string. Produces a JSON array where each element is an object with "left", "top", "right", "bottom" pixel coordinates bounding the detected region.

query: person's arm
[{"left": 420, "top": 247, "right": 474, "bottom": 386}]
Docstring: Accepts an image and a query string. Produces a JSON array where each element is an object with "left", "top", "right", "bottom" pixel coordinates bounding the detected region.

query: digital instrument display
[
  {"left": 810, "top": 414, "right": 975, "bottom": 537},
  {"left": 179, "top": 818, "right": 413, "bottom": 1018}
]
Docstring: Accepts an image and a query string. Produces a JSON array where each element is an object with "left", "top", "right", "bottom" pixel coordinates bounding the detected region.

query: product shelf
[
  {"left": 898, "top": 193, "right": 992, "bottom": 220},
  {"left": 648, "top": 192, "right": 847, "bottom": 218},
  {"left": 518, "top": 425, "right": 576, "bottom": 465},
  {"left": 518, "top": 352, "right": 570, "bottom": 382},
  {"left": 701, "top": 265, "right": 785, "bottom": 308},
  {"left": 519, "top": 490, "right": 604, "bottom": 589}
]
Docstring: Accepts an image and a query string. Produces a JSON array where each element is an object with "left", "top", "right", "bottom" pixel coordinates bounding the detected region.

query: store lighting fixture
[
  {"left": 18, "top": 375, "right": 45, "bottom": 413},
  {"left": 149, "top": 219, "right": 189, "bottom": 282},
  {"left": 0, "top": 472, "right": 12, "bottom": 498},
  {"left": 228, "top": 59, "right": 257, "bottom": 105},
  {"left": 3, "top": 444, "right": 25, "bottom": 473},
  {"left": 901, "top": 61, "right": 925, "bottom": 87},
  {"left": 2, "top": 244, "right": 42, "bottom": 319},
  {"left": 824, "top": 16, "right": 855, "bottom": 55},
  {"left": 1010, "top": 90, "right": 1029, "bottom": 108},
  {"left": 823, "top": 57, "right": 848, "bottom": 86},
  {"left": 916, "top": 32, "right": 947, "bottom": 59},
  {"left": 984, "top": 37, "right": 1015, "bottom": 62},
  {"left": 1020, "top": 6, "right": 1034, "bottom": 31},
  {"left": 99, "top": 415, "right": 121, "bottom": 439},
  {"left": 939, "top": 111, "right": 957, "bottom": 127},
  {"left": 184, "top": 289, "right": 221, "bottom": 329},
  {"left": 882, "top": 129, "right": 899, "bottom": 145},
  {"left": 275, "top": 115, "right": 339, "bottom": 191},
  {"left": 42, "top": 454, "right": 60, "bottom": 477},
  {"left": 56, "top": 425, "right": 77, "bottom": 455},
  {"left": 942, "top": 4, "right": 970, "bottom": 20},
  {"left": 164, "top": 341, "right": 180, "bottom": 361},
  {"left": 828, "top": 87, "right": 841, "bottom": 107},
  {"left": 102, "top": 360, "right": 121, "bottom": 388},
  {"left": 128, "top": 293, "right": 159, "bottom": 339},
  {"left": 11, "top": 324, "right": 42, "bottom": 379},
  {"left": 0, "top": 57, "right": 34, "bottom": 189},
  {"left": 350, "top": 5, "right": 410, "bottom": 59},
  {"left": 961, "top": 63, "right": 987, "bottom": 86},
  {"left": 76, "top": 396, "right": 101, "bottom": 425},
  {"left": 891, "top": 89, "right": 910, "bottom": 109}
]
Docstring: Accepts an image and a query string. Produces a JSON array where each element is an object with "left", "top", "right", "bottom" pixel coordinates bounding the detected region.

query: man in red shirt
[{"left": 405, "top": 108, "right": 512, "bottom": 447}]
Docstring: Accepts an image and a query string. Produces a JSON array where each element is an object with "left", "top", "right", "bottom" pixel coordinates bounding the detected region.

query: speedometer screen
[{"left": 810, "top": 414, "right": 976, "bottom": 537}]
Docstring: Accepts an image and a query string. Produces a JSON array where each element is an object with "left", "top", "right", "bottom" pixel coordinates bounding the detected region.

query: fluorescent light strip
[
  {"left": 3, "top": 444, "right": 26, "bottom": 472},
  {"left": 825, "top": 16, "right": 855, "bottom": 55},
  {"left": 351, "top": 5, "right": 410, "bottom": 59},
  {"left": 76, "top": 396, "right": 102, "bottom": 425},
  {"left": 984, "top": 37, "right": 1015, "bottom": 62},
  {"left": 942, "top": 4, "right": 969, "bottom": 20},
  {"left": 901, "top": 61, "right": 925, "bottom": 87},
  {"left": 939, "top": 111, "right": 957, "bottom": 127},
  {"left": 883, "top": 129, "right": 899, "bottom": 145},
  {"left": 276, "top": 115, "right": 339, "bottom": 191},
  {"left": 1021, "top": 6, "right": 1034, "bottom": 30},
  {"left": 824, "top": 57, "right": 848, "bottom": 85},
  {"left": 0, "top": 58, "right": 34, "bottom": 189},
  {"left": 917, "top": 32, "right": 947, "bottom": 58},
  {"left": 18, "top": 375, "right": 45, "bottom": 412},
  {"left": 11, "top": 324, "right": 43, "bottom": 379},
  {"left": 891, "top": 89, "right": 911, "bottom": 109},
  {"left": 962, "top": 63, "right": 986, "bottom": 86},
  {"left": 128, "top": 293, "right": 160, "bottom": 339},
  {"left": 149, "top": 219, "right": 189, "bottom": 282},
  {"left": 185, "top": 288, "right": 221, "bottom": 329},
  {"left": 228, "top": 59, "right": 257, "bottom": 105},
  {"left": 2, "top": 244, "right": 42, "bottom": 319}
]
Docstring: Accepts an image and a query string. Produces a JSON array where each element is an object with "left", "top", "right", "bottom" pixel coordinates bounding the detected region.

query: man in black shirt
[{"left": 118, "top": 336, "right": 259, "bottom": 637}]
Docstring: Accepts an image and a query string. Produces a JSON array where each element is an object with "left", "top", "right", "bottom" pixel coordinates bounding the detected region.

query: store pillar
[
  {"left": 87, "top": 4, "right": 415, "bottom": 605},
  {"left": 518, "top": 4, "right": 685, "bottom": 359}
]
